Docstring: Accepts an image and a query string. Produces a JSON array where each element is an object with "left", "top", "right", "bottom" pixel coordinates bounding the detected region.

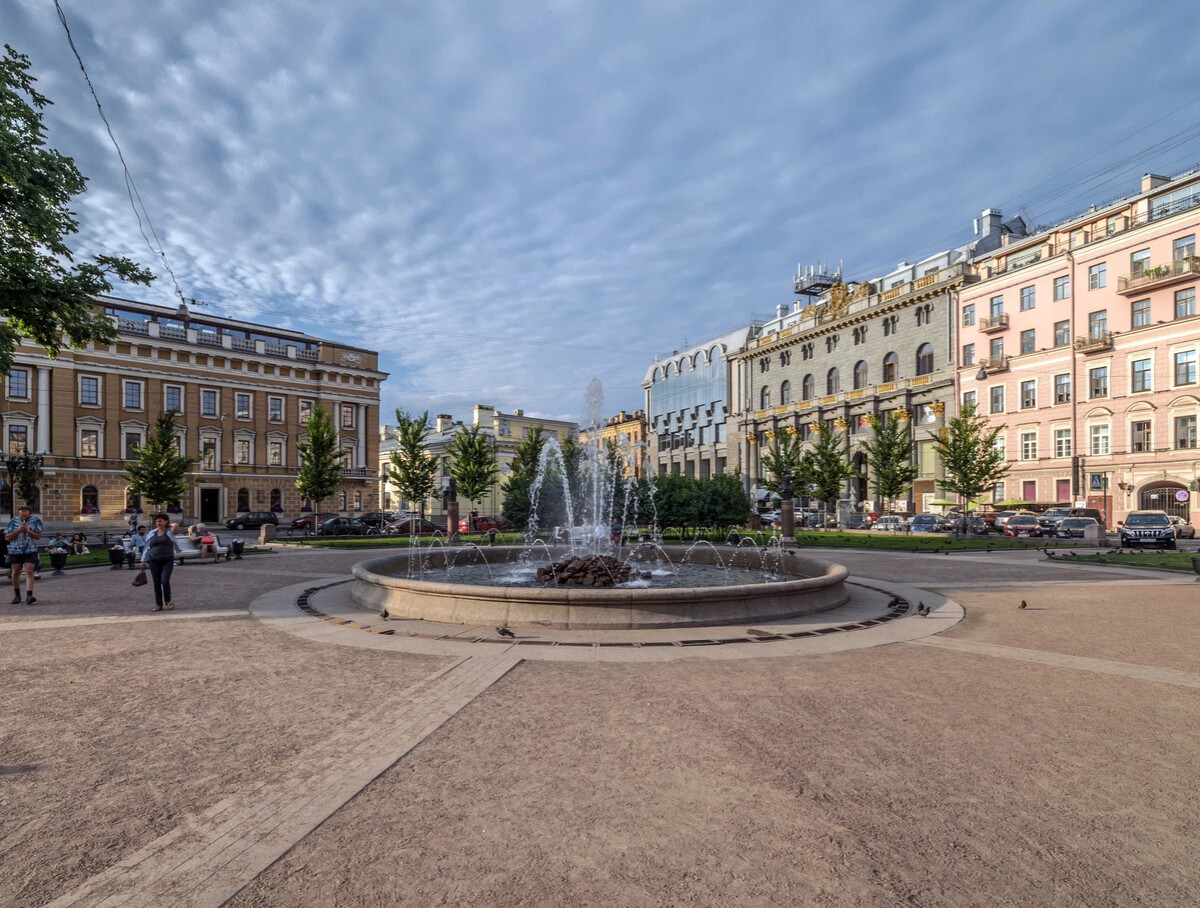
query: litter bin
[
  {"left": 230, "top": 538, "right": 245, "bottom": 560},
  {"left": 108, "top": 545, "right": 126, "bottom": 570}
]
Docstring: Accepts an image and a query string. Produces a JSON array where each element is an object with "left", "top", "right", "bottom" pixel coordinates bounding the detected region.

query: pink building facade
[{"left": 957, "top": 171, "right": 1200, "bottom": 529}]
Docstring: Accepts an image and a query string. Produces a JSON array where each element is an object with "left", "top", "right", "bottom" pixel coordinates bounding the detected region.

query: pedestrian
[
  {"left": 140, "top": 513, "right": 180, "bottom": 611},
  {"left": 5, "top": 505, "right": 43, "bottom": 605},
  {"left": 128, "top": 525, "right": 148, "bottom": 563}
]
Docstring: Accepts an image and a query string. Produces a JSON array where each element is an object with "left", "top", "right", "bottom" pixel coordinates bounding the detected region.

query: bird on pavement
[
  {"left": 380, "top": 608, "right": 389, "bottom": 619},
  {"left": 886, "top": 595, "right": 901, "bottom": 609},
  {"left": 1019, "top": 600, "right": 1027, "bottom": 609},
  {"left": 916, "top": 601, "right": 929, "bottom": 617},
  {"left": 495, "top": 626, "right": 516, "bottom": 639}
]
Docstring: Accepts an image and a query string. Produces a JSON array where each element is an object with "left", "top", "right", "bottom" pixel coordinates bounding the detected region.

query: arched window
[
  {"left": 916, "top": 343, "right": 934, "bottom": 376},
  {"left": 270, "top": 488, "right": 282, "bottom": 512},
  {"left": 802, "top": 374, "right": 814, "bottom": 400},
  {"left": 883, "top": 352, "right": 899, "bottom": 383},
  {"left": 126, "top": 491, "right": 142, "bottom": 512},
  {"left": 780, "top": 381, "right": 791, "bottom": 405},
  {"left": 338, "top": 490, "right": 348, "bottom": 511},
  {"left": 760, "top": 386, "right": 771, "bottom": 409},
  {"left": 237, "top": 487, "right": 250, "bottom": 511},
  {"left": 827, "top": 368, "right": 840, "bottom": 395},
  {"left": 854, "top": 360, "right": 868, "bottom": 390},
  {"left": 81, "top": 485, "right": 99, "bottom": 514},
  {"left": 353, "top": 491, "right": 362, "bottom": 510}
]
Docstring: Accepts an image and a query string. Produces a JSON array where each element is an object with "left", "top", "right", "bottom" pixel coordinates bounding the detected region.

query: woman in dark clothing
[{"left": 140, "top": 513, "right": 179, "bottom": 611}]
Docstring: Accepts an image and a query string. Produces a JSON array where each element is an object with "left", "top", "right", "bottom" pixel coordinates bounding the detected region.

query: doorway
[{"left": 200, "top": 488, "right": 221, "bottom": 523}]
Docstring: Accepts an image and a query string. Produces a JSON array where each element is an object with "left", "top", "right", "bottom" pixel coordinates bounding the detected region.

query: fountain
[{"left": 351, "top": 380, "right": 849, "bottom": 629}]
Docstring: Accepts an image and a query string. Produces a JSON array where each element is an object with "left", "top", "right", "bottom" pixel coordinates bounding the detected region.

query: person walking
[
  {"left": 5, "top": 505, "right": 43, "bottom": 604},
  {"left": 140, "top": 513, "right": 180, "bottom": 611}
]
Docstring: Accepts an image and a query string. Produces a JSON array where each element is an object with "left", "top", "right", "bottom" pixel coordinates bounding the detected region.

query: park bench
[{"left": 173, "top": 534, "right": 229, "bottom": 565}]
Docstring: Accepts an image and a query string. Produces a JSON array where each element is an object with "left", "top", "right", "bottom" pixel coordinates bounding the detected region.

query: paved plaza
[{"left": 1, "top": 545, "right": 1198, "bottom": 906}]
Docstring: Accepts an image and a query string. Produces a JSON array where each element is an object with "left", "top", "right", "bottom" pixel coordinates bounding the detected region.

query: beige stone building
[
  {"left": 578, "top": 409, "right": 647, "bottom": 478},
  {"left": 2, "top": 296, "right": 384, "bottom": 526}
]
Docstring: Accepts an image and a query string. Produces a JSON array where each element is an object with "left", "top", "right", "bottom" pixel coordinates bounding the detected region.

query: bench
[{"left": 174, "top": 534, "right": 229, "bottom": 565}]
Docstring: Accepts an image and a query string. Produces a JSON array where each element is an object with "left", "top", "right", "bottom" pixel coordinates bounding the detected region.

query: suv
[
  {"left": 224, "top": 511, "right": 279, "bottom": 530},
  {"left": 1119, "top": 511, "right": 1176, "bottom": 549},
  {"left": 1037, "top": 507, "right": 1073, "bottom": 537},
  {"left": 1068, "top": 507, "right": 1104, "bottom": 523}
]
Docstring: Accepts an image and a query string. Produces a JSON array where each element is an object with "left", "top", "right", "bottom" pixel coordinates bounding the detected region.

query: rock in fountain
[{"left": 536, "top": 555, "right": 635, "bottom": 587}]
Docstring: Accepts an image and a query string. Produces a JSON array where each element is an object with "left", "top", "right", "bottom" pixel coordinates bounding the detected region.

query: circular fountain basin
[{"left": 350, "top": 544, "right": 850, "bottom": 630}]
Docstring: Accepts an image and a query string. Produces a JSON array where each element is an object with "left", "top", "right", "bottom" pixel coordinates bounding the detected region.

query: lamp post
[{"left": 780, "top": 473, "right": 795, "bottom": 543}]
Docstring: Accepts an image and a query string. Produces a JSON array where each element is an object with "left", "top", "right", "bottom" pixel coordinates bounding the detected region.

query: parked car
[
  {"left": 993, "top": 510, "right": 1037, "bottom": 530},
  {"left": 909, "top": 514, "right": 943, "bottom": 533},
  {"left": 1168, "top": 515, "right": 1196, "bottom": 539},
  {"left": 290, "top": 512, "right": 337, "bottom": 531},
  {"left": 1037, "top": 507, "right": 1073, "bottom": 536},
  {"left": 1056, "top": 517, "right": 1099, "bottom": 539},
  {"left": 846, "top": 512, "right": 874, "bottom": 529},
  {"left": 357, "top": 511, "right": 395, "bottom": 529},
  {"left": 459, "top": 515, "right": 509, "bottom": 533},
  {"left": 1068, "top": 507, "right": 1104, "bottom": 523},
  {"left": 319, "top": 516, "right": 369, "bottom": 536},
  {"left": 1003, "top": 515, "right": 1043, "bottom": 537},
  {"left": 1119, "top": 510, "right": 1176, "bottom": 549},
  {"left": 872, "top": 515, "right": 908, "bottom": 532},
  {"left": 965, "top": 516, "right": 991, "bottom": 535},
  {"left": 386, "top": 516, "right": 439, "bottom": 535},
  {"left": 224, "top": 511, "right": 279, "bottom": 530},
  {"left": 759, "top": 510, "right": 782, "bottom": 528}
]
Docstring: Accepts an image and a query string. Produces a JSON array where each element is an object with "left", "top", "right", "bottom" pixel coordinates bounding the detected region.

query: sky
[{"left": 8, "top": 0, "right": 1200, "bottom": 426}]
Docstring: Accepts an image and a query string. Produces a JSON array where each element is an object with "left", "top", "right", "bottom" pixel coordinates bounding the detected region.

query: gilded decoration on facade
[
  {"left": 896, "top": 408, "right": 912, "bottom": 422},
  {"left": 931, "top": 401, "right": 946, "bottom": 416}
]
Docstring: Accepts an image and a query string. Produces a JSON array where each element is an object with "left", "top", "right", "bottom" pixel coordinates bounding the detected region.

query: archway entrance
[{"left": 1138, "top": 482, "right": 1189, "bottom": 519}]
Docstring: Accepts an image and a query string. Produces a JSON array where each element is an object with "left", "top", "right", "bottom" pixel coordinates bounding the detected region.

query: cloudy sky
[{"left": 8, "top": 0, "right": 1200, "bottom": 424}]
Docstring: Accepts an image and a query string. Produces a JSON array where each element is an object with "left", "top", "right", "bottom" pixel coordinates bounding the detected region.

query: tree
[
  {"left": 757, "top": 428, "right": 805, "bottom": 495},
  {"left": 501, "top": 426, "right": 547, "bottom": 530},
  {"left": 859, "top": 413, "right": 918, "bottom": 512},
  {"left": 7, "top": 448, "right": 43, "bottom": 512},
  {"left": 124, "top": 410, "right": 196, "bottom": 510},
  {"left": 447, "top": 424, "right": 498, "bottom": 514},
  {"left": 930, "top": 402, "right": 1010, "bottom": 507},
  {"left": 386, "top": 410, "right": 439, "bottom": 518},
  {"left": 296, "top": 403, "right": 346, "bottom": 511},
  {"left": 805, "top": 422, "right": 853, "bottom": 512},
  {"left": 0, "top": 45, "right": 154, "bottom": 374},
  {"left": 694, "top": 473, "right": 753, "bottom": 527}
]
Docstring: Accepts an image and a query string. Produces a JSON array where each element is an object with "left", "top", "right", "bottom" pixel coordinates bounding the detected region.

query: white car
[{"left": 872, "top": 516, "right": 908, "bottom": 532}]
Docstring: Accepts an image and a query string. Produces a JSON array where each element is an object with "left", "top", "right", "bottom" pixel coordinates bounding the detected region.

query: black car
[
  {"left": 1119, "top": 511, "right": 1175, "bottom": 549},
  {"left": 319, "top": 516, "right": 369, "bottom": 536},
  {"left": 1037, "top": 507, "right": 1072, "bottom": 536},
  {"left": 357, "top": 511, "right": 394, "bottom": 528},
  {"left": 386, "top": 516, "right": 439, "bottom": 535},
  {"left": 224, "top": 511, "right": 279, "bottom": 530},
  {"left": 1056, "top": 517, "right": 1098, "bottom": 539}
]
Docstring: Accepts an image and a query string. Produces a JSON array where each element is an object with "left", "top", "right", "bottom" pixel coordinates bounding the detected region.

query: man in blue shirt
[{"left": 5, "top": 505, "right": 43, "bottom": 604}]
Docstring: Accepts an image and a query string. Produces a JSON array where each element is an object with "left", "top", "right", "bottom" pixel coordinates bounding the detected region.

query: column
[
  {"left": 36, "top": 367, "right": 51, "bottom": 453},
  {"left": 358, "top": 404, "right": 367, "bottom": 468}
]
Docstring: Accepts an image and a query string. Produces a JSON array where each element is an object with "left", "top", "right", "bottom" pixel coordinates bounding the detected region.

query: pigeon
[
  {"left": 916, "top": 601, "right": 929, "bottom": 617},
  {"left": 495, "top": 626, "right": 516, "bottom": 639},
  {"left": 1019, "top": 600, "right": 1027, "bottom": 609},
  {"left": 886, "top": 595, "right": 901, "bottom": 609},
  {"left": 380, "top": 608, "right": 389, "bottom": 619}
]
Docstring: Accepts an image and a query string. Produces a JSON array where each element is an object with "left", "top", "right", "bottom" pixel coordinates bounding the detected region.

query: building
[
  {"left": 1, "top": 296, "right": 384, "bottom": 525},
  {"left": 577, "top": 410, "right": 648, "bottom": 477},
  {"left": 957, "top": 171, "right": 1200, "bottom": 528},
  {"left": 730, "top": 231, "right": 1009, "bottom": 513},
  {"left": 379, "top": 405, "right": 578, "bottom": 521},
  {"left": 642, "top": 327, "right": 753, "bottom": 478}
]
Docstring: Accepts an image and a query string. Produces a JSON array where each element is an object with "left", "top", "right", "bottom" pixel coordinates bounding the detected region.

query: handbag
[
  {"left": 199, "top": 534, "right": 216, "bottom": 545},
  {"left": 132, "top": 568, "right": 148, "bottom": 587}
]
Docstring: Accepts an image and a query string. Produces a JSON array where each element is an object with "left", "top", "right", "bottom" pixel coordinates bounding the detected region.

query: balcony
[
  {"left": 1117, "top": 256, "right": 1200, "bottom": 295},
  {"left": 980, "top": 355, "right": 1009, "bottom": 373},
  {"left": 979, "top": 313, "right": 1009, "bottom": 333},
  {"left": 1075, "top": 331, "right": 1114, "bottom": 353}
]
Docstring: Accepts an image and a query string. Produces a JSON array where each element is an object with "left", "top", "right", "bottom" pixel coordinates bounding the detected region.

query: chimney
[
  {"left": 436, "top": 414, "right": 453, "bottom": 433},
  {"left": 776, "top": 303, "right": 788, "bottom": 319},
  {"left": 472, "top": 404, "right": 495, "bottom": 426},
  {"left": 514, "top": 409, "right": 524, "bottom": 417},
  {"left": 1141, "top": 173, "right": 1170, "bottom": 193},
  {"left": 973, "top": 209, "right": 1003, "bottom": 238}
]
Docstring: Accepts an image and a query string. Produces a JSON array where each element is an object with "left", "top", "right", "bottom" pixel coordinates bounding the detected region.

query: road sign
[
  {"left": 1176, "top": 489, "right": 1190, "bottom": 503},
  {"left": 1089, "top": 473, "right": 1106, "bottom": 491}
]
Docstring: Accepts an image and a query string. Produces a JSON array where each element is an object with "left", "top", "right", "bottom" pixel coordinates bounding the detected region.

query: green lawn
[{"left": 1054, "top": 551, "right": 1198, "bottom": 573}]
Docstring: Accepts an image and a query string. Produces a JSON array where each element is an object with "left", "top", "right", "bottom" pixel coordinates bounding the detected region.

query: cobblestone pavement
[{"left": 2, "top": 545, "right": 1197, "bottom": 906}]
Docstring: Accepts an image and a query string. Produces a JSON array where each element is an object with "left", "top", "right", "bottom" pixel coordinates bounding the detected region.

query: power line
[{"left": 54, "top": 0, "right": 187, "bottom": 307}]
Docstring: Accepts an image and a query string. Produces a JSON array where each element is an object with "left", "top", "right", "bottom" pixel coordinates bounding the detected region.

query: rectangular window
[
  {"left": 124, "top": 431, "right": 141, "bottom": 460},
  {"left": 1020, "top": 380, "right": 1036, "bottom": 409},
  {"left": 164, "top": 384, "right": 183, "bottom": 414},
  {"left": 201, "top": 389, "right": 218, "bottom": 417},
  {"left": 1020, "top": 432, "right": 1037, "bottom": 461},
  {"left": 8, "top": 368, "right": 28, "bottom": 399},
  {"left": 202, "top": 439, "right": 217, "bottom": 470},
  {"left": 80, "top": 429, "right": 99, "bottom": 458},
  {"left": 1175, "top": 350, "right": 1197, "bottom": 385},
  {"left": 1019, "top": 286, "right": 1036, "bottom": 310},
  {"left": 989, "top": 337, "right": 1004, "bottom": 359},
  {"left": 990, "top": 386, "right": 1005, "bottom": 414},
  {"left": 341, "top": 404, "right": 355, "bottom": 429},
  {"left": 1131, "top": 420, "right": 1153, "bottom": 453},
  {"left": 1069, "top": 228, "right": 1085, "bottom": 249},
  {"left": 962, "top": 390, "right": 977, "bottom": 410},
  {"left": 236, "top": 439, "right": 250, "bottom": 464},
  {"left": 1175, "top": 287, "right": 1196, "bottom": 318},
  {"left": 268, "top": 396, "right": 284, "bottom": 422},
  {"left": 1131, "top": 298, "right": 1151, "bottom": 328},
  {"left": 8, "top": 425, "right": 28, "bottom": 455},
  {"left": 1130, "top": 249, "right": 1150, "bottom": 274},
  {"left": 1054, "top": 373, "right": 1071, "bottom": 403},
  {"left": 1054, "top": 428, "right": 1071, "bottom": 458},
  {"left": 994, "top": 437, "right": 1006, "bottom": 462},
  {"left": 1174, "top": 234, "right": 1195, "bottom": 260},
  {"left": 1089, "top": 366, "right": 1108, "bottom": 398},
  {"left": 1131, "top": 358, "right": 1153, "bottom": 393},
  {"left": 123, "top": 381, "right": 142, "bottom": 410},
  {"left": 1176, "top": 415, "right": 1198, "bottom": 449},
  {"left": 1020, "top": 329, "right": 1036, "bottom": 354},
  {"left": 1088, "top": 262, "right": 1106, "bottom": 289},
  {"left": 80, "top": 376, "right": 100, "bottom": 406},
  {"left": 1090, "top": 424, "right": 1110, "bottom": 456},
  {"left": 1023, "top": 480, "right": 1037, "bottom": 502},
  {"left": 299, "top": 399, "right": 313, "bottom": 425},
  {"left": 962, "top": 304, "right": 975, "bottom": 327},
  {"left": 235, "top": 393, "right": 251, "bottom": 420},
  {"left": 269, "top": 441, "right": 283, "bottom": 466},
  {"left": 1088, "top": 310, "right": 1107, "bottom": 338},
  {"left": 989, "top": 295, "right": 1004, "bottom": 317},
  {"left": 1054, "top": 276, "right": 1070, "bottom": 300},
  {"left": 1054, "top": 320, "right": 1070, "bottom": 346},
  {"left": 962, "top": 343, "right": 975, "bottom": 366}
]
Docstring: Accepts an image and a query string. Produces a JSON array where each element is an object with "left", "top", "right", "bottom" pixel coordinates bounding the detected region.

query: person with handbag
[
  {"left": 140, "top": 513, "right": 180, "bottom": 611},
  {"left": 188, "top": 523, "right": 220, "bottom": 563}
]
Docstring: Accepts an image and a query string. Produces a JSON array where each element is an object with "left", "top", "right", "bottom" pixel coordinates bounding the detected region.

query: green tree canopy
[
  {"left": 296, "top": 403, "right": 345, "bottom": 509},
  {"left": 124, "top": 410, "right": 197, "bottom": 510},
  {"left": 7, "top": 448, "right": 43, "bottom": 512},
  {"left": 757, "top": 429, "right": 805, "bottom": 495},
  {"left": 805, "top": 422, "right": 853, "bottom": 511},
  {"left": 387, "top": 410, "right": 439, "bottom": 516},
  {"left": 500, "top": 425, "right": 547, "bottom": 530},
  {"left": 930, "top": 402, "right": 1010, "bottom": 506},
  {"left": 447, "top": 424, "right": 498, "bottom": 509},
  {"left": 859, "top": 413, "right": 918, "bottom": 511},
  {"left": 1, "top": 45, "right": 154, "bottom": 374}
]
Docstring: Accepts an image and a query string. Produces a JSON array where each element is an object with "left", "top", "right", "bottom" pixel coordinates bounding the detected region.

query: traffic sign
[
  {"left": 1176, "top": 489, "right": 1190, "bottom": 503},
  {"left": 1089, "top": 473, "right": 1106, "bottom": 491}
]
